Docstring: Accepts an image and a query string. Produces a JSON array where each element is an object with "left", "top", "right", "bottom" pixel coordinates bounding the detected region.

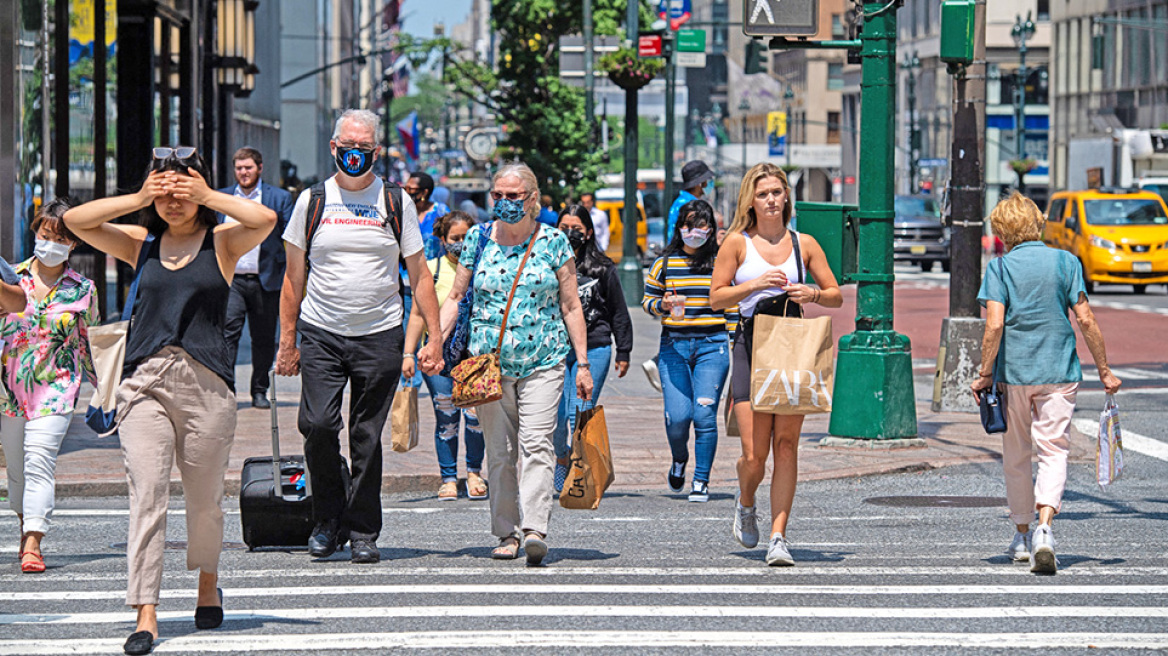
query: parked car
[
  {"left": 893, "top": 195, "right": 951, "bottom": 272},
  {"left": 1043, "top": 187, "right": 1168, "bottom": 294},
  {"left": 643, "top": 217, "right": 665, "bottom": 267}
]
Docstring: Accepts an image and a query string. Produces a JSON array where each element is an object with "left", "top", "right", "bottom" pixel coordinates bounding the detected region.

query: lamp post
[
  {"left": 739, "top": 97, "right": 750, "bottom": 171},
  {"left": 783, "top": 86, "right": 794, "bottom": 168},
  {"left": 1011, "top": 11, "right": 1036, "bottom": 195},
  {"left": 900, "top": 50, "right": 920, "bottom": 194}
]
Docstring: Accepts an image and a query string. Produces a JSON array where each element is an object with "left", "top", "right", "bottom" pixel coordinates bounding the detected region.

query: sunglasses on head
[{"left": 153, "top": 146, "right": 198, "bottom": 160}]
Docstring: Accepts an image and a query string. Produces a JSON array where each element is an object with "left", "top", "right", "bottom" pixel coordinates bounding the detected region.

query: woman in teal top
[
  {"left": 439, "top": 163, "right": 592, "bottom": 565},
  {"left": 973, "top": 192, "right": 1122, "bottom": 574}
]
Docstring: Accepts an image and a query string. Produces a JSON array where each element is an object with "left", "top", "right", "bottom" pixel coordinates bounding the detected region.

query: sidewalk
[{"left": 1, "top": 308, "right": 1093, "bottom": 499}]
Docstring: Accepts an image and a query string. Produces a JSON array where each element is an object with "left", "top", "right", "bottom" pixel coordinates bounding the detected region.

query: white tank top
[{"left": 733, "top": 230, "right": 802, "bottom": 318}]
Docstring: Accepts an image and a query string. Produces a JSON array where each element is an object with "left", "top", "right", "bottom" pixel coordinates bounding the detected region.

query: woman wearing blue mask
[
  {"left": 438, "top": 163, "right": 592, "bottom": 565},
  {"left": 642, "top": 199, "right": 735, "bottom": 503},
  {"left": 403, "top": 210, "right": 488, "bottom": 502},
  {"left": 550, "top": 205, "right": 633, "bottom": 493}
]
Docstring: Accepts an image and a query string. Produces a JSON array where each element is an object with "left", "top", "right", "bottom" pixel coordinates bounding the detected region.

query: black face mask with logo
[{"left": 335, "top": 146, "right": 376, "bottom": 177}]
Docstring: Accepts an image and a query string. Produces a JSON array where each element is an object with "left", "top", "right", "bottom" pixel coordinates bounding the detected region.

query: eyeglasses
[
  {"left": 335, "top": 141, "right": 376, "bottom": 151},
  {"left": 153, "top": 146, "right": 198, "bottom": 160},
  {"left": 491, "top": 191, "right": 530, "bottom": 201}
]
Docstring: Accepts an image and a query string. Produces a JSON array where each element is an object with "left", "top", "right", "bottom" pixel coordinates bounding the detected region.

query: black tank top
[{"left": 123, "top": 228, "right": 234, "bottom": 390}]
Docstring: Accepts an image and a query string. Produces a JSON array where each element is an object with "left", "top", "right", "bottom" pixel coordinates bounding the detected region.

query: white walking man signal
[{"left": 751, "top": 0, "right": 776, "bottom": 24}]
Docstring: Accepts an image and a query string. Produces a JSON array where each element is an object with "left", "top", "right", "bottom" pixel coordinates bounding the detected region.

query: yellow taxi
[
  {"left": 595, "top": 188, "right": 648, "bottom": 263},
  {"left": 1043, "top": 188, "right": 1168, "bottom": 294}
]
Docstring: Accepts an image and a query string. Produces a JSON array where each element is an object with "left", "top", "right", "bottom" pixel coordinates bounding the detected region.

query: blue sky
[{"left": 400, "top": 0, "right": 472, "bottom": 40}]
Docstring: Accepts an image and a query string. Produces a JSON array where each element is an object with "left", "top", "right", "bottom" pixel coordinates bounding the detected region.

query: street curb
[{"left": 818, "top": 436, "right": 930, "bottom": 449}]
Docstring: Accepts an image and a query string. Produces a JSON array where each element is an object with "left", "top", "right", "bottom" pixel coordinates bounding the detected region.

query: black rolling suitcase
[{"left": 239, "top": 374, "right": 317, "bottom": 550}]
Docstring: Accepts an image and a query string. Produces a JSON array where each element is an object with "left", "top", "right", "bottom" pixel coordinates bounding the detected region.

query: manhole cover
[
  {"left": 110, "top": 541, "right": 248, "bottom": 551},
  {"left": 864, "top": 495, "right": 1006, "bottom": 508}
]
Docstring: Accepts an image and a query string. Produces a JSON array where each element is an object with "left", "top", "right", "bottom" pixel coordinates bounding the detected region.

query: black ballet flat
[
  {"left": 194, "top": 587, "right": 224, "bottom": 630},
  {"left": 123, "top": 630, "right": 154, "bottom": 655}
]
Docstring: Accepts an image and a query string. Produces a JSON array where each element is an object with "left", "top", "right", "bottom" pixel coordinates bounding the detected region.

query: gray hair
[
  {"left": 332, "top": 109, "right": 380, "bottom": 140},
  {"left": 492, "top": 162, "right": 541, "bottom": 221}
]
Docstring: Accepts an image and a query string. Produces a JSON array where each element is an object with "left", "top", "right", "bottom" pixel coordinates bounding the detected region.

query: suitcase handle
[{"left": 270, "top": 368, "right": 312, "bottom": 501}]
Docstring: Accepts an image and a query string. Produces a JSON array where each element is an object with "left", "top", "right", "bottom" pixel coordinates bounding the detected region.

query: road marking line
[
  {"left": 4, "top": 605, "right": 1168, "bottom": 626},
  {"left": 2, "top": 631, "right": 1167, "bottom": 653},
  {"left": 42, "top": 508, "right": 447, "bottom": 517},
  {"left": 1073, "top": 419, "right": 1168, "bottom": 462},
  {"left": 9, "top": 583, "right": 1168, "bottom": 602},
  {"left": 1079, "top": 387, "right": 1168, "bottom": 395},
  {"left": 1107, "top": 367, "right": 1164, "bottom": 381}
]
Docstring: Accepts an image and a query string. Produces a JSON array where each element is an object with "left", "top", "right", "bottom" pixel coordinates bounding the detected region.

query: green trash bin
[{"left": 792, "top": 201, "right": 858, "bottom": 285}]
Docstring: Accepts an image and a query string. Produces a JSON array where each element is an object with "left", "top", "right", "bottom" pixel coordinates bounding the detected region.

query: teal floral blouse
[
  {"left": 461, "top": 223, "right": 573, "bottom": 379},
  {"left": 0, "top": 260, "right": 99, "bottom": 419}
]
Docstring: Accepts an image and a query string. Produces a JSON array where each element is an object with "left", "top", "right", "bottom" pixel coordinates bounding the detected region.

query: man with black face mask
[{"left": 276, "top": 109, "right": 445, "bottom": 564}]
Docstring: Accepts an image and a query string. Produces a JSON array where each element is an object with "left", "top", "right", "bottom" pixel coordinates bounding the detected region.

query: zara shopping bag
[
  {"left": 749, "top": 310, "right": 835, "bottom": 415},
  {"left": 1096, "top": 394, "right": 1124, "bottom": 487},
  {"left": 560, "top": 405, "right": 615, "bottom": 510}
]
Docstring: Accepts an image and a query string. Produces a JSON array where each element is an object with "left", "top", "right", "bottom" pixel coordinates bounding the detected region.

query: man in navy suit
[{"left": 220, "top": 147, "right": 293, "bottom": 408}]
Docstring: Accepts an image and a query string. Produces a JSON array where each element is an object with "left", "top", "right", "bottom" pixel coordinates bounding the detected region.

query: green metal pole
[
  {"left": 663, "top": 32, "right": 676, "bottom": 244},
  {"left": 827, "top": 1, "right": 918, "bottom": 440},
  {"left": 619, "top": 0, "right": 643, "bottom": 306}
]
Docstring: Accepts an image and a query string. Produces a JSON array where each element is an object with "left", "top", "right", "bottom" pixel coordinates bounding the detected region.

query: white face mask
[{"left": 33, "top": 239, "right": 71, "bottom": 267}]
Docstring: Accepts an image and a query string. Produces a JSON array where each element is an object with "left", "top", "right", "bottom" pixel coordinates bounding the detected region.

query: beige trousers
[
  {"left": 477, "top": 362, "right": 564, "bottom": 540},
  {"left": 117, "top": 347, "right": 236, "bottom": 606},
  {"left": 1001, "top": 382, "right": 1077, "bottom": 526}
]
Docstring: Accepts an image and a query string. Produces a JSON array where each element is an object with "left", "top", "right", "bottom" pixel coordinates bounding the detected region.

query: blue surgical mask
[{"left": 494, "top": 198, "right": 527, "bottom": 224}]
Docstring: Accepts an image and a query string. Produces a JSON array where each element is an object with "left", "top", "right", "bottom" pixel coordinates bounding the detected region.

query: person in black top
[
  {"left": 551, "top": 204, "right": 633, "bottom": 493},
  {"left": 64, "top": 148, "right": 276, "bottom": 656}
]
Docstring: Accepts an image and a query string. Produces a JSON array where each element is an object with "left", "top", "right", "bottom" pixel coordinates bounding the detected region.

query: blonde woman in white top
[{"left": 710, "top": 163, "right": 842, "bottom": 566}]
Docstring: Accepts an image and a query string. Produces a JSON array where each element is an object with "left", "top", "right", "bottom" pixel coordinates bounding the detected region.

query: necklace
[{"left": 756, "top": 228, "right": 787, "bottom": 246}]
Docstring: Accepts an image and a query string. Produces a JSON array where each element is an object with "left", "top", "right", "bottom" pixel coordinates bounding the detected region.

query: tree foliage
[{"left": 447, "top": 0, "right": 654, "bottom": 200}]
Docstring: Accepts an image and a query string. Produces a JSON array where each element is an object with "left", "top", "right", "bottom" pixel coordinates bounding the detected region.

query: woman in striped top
[{"left": 642, "top": 199, "right": 732, "bottom": 503}]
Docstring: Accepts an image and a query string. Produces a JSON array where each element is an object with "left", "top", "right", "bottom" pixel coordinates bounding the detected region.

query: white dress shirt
[{"left": 227, "top": 184, "right": 263, "bottom": 275}]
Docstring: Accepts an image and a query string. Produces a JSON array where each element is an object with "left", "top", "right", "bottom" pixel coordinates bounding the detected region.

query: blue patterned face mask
[
  {"left": 445, "top": 239, "right": 465, "bottom": 257},
  {"left": 494, "top": 198, "right": 527, "bottom": 224}
]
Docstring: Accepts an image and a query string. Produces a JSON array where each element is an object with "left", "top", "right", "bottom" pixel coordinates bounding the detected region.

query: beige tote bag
[{"left": 749, "top": 312, "right": 835, "bottom": 415}]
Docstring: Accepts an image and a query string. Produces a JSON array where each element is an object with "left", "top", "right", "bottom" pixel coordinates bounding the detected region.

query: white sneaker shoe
[
  {"left": 765, "top": 534, "right": 795, "bottom": 566},
  {"left": 1030, "top": 524, "right": 1058, "bottom": 573},
  {"left": 1008, "top": 530, "right": 1031, "bottom": 562},
  {"left": 641, "top": 359, "right": 662, "bottom": 393},
  {"left": 688, "top": 481, "right": 709, "bottom": 503},
  {"left": 732, "top": 494, "right": 759, "bottom": 548}
]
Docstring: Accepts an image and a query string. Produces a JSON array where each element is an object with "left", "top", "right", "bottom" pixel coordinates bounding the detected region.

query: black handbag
[{"left": 978, "top": 258, "right": 1008, "bottom": 434}]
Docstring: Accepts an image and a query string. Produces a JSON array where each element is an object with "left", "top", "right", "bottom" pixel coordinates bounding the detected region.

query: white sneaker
[
  {"left": 732, "top": 494, "right": 759, "bottom": 548},
  {"left": 765, "top": 534, "right": 795, "bottom": 566},
  {"left": 1030, "top": 524, "right": 1058, "bottom": 574},
  {"left": 1008, "top": 530, "right": 1031, "bottom": 562},
  {"left": 688, "top": 481, "right": 709, "bottom": 503},
  {"left": 641, "top": 359, "right": 662, "bottom": 393}
]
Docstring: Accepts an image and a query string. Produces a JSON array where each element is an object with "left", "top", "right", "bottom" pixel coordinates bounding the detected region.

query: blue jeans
[
  {"left": 659, "top": 332, "right": 730, "bottom": 484},
  {"left": 399, "top": 291, "right": 423, "bottom": 387},
  {"left": 420, "top": 372, "right": 485, "bottom": 482},
  {"left": 552, "top": 346, "right": 613, "bottom": 459}
]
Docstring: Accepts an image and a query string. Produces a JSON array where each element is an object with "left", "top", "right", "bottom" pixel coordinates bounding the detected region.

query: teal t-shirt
[
  {"left": 977, "top": 241, "right": 1087, "bottom": 386},
  {"left": 461, "top": 223, "right": 573, "bottom": 379}
]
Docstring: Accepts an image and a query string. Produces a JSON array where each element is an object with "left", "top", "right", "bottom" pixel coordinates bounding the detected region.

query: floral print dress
[{"left": 0, "top": 261, "right": 99, "bottom": 419}]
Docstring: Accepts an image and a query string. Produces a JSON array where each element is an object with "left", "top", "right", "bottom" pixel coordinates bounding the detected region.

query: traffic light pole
[
  {"left": 619, "top": 0, "right": 644, "bottom": 306},
  {"left": 771, "top": 1, "right": 918, "bottom": 440},
  {"left": 663, "top": 33, "right": 676, "bottom": 244}
]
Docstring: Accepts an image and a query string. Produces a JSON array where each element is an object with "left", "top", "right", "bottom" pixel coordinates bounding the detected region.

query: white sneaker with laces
[
  {"left": 732, "top": 494, "right": 759, "bottom": 548},
  {"left": 1030, "top": 524, "right": 1058, "bottom": 573},
  {"left": 1008, "top": 530, "right": 1031, "bottom": 562},
  {"left": 765, "top": 534, "right": 795, "bottom": 566}
]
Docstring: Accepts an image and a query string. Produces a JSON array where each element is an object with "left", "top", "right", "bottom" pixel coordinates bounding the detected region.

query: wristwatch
[{"left": 577, "top": 361, "right": 590, "bottom": 369}]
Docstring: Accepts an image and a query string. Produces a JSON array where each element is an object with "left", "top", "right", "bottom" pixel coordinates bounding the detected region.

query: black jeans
[
  {"left": 297, "top": 321, "right": 403, "bottom": 540},
  {"left": 223, "top": 274, "right": 280, "bottom": 395}
]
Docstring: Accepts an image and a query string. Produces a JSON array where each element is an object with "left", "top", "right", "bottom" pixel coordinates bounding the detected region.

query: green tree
[{"left": 447, "top": 0, "right": 654, "bottom": 201}]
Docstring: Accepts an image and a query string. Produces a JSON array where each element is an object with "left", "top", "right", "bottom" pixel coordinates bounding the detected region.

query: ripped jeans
[
  {"left": 659, "top": 331, "right": 730, "bottom": 485},
  {"left": 421, "top": 371, "right": 485, "bottom": 482}
]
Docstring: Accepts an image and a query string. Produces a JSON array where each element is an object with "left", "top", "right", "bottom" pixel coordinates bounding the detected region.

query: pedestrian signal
[
  {"left": 745, "top": 40, "right": 767, "bottom": 74},
  {"left": 744, "top": 0, "right": 818, "bottom": 37}
]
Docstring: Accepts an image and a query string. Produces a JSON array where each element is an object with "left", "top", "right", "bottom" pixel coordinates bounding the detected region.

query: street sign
[
  {"left": 638, "top": 35, "right": 663, "bottom": 57},
  {"left": 676, "top": 29, "right": 706, "bottom": 53},
  {"left": 767, "top": 111, "right": 788, "bottom": 157},
  {"left": 743, "top": 0, "right": 819, "bottom": 37},
  {"left": 918, "top": 158, "right": 947, "bottom": 168},
  {"left": 676, "top": 51, "right": 707, "bottom": 68},
  {"left": 659, "top": 0, "right": 692, "bottom": 20}
]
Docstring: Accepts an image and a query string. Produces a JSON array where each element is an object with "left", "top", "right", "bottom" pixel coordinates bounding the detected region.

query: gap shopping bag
[
  {"left": 749, "top": 312, "right": 835, "bottom": 415},
  {"left": 1096, "top": 394, "right": 1123, "bottom": 487},
  {"left": 560, "top": 406, "right": 615, "bottom": 510},
  {"left": 390, "top": 383, "right": 419, "bottom": 453}
]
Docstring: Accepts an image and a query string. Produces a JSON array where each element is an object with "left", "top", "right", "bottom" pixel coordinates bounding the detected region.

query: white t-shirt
[
  {"left": 590, "top": 207, "right": 610, "bottom": 251},
  {"left": 283, "top": 176, "right": 422, "bottom": 337}
]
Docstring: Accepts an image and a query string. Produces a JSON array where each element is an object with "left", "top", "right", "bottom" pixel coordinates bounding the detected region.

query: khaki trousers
[
  {"left": 117, "top": 347, "right": 236, "bottom": 606},
  {"left": 477, "top": 362, "right": 564, "bottom": 540},
  {"left": 1001, "top": 382, "right": 1077, "bottom": 526}
]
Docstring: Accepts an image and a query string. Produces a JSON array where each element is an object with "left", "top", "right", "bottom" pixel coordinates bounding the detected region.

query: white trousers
[{"left": 1, "top": 414, "right": 73, "bottom": 534}]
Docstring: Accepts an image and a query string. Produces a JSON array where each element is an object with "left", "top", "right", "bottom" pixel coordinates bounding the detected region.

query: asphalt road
[{"left": 2, "top": 454, "right": 1166, "bottom": 655}]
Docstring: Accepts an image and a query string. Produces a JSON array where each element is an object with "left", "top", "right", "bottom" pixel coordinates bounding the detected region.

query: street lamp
[
  {"left": 739, "top": 97, "right": 750, "bottom": 172},
  {"left": 1011, "top": 11, "right": 1036, "bottom": 195},
  {"left": 900, "top": 50, "right": 920, "bottom": 194}
]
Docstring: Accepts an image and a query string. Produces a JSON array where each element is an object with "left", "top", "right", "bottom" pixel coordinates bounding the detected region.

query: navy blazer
[{"left": 217, "top": 181, "right": 294, "bottom": 292}]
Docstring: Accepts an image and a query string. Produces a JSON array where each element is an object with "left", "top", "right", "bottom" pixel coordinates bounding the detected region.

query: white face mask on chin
[{"left": 33, "top": 239, "right": 71, "bottom": 268}]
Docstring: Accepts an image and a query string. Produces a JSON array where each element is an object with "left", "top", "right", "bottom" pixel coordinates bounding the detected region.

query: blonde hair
[
  {"left": 727, "top": 163, "right": 792, "bottom": 236},
  {"left": 493, "top": 162, "right": 541, "bottom": 221},
  {"left": 989, "top": 192, "right": 1043, "bottom": 250}
]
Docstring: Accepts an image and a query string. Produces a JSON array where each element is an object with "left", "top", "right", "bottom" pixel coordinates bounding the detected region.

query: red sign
[{"left": 638, "top": 35, "right": 663, "bottom": 58}]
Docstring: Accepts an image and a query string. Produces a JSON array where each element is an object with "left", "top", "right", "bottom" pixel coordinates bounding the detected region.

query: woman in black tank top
[{"left": 64, "top": 150, "right": 275, "bottom": 654}]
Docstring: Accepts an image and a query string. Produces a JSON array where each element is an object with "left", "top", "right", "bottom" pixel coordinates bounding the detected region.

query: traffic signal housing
[{"left": 745, "top": 39, "right": 767, "bottom": 75}]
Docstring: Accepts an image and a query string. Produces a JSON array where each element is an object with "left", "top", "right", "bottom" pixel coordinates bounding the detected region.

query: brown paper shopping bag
[
  {"left": 390, "top": 384, "right": 419, "bottom": 452},
  {"left": 749, "top": 313, "right": 835, "bottom": 415},
  {"left": 560, "top": 406, "right": 615, "bottom": 510}
]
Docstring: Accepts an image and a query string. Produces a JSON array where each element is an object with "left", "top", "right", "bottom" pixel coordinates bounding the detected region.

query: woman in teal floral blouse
[
  {"left": 439, "top": 163, "right": 592, "bottom": 565},
  {"left": 0, "top": 198, "right": 98, "bottom": 573}
]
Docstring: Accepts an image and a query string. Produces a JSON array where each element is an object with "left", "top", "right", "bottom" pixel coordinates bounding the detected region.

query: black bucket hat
[{"left": 678, "top": 160, "right": 715, "bottom": 191}]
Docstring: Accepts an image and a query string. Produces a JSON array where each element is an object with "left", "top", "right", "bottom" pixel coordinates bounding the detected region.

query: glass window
[
  {"left": 1082, "top": 199, "right": 1168, "bottom": 225},
  {"left": 1045, "top": 198, "right": 1066, "bottom": 222},
  {"left": 895, "top": 196, "right": 940, "bottom": 218},
  {"left": 831, "top": 15, "right": 845, "bottom": 39},
  {"left": 828, "top": 63, "right": 844, "bottom": 90}
]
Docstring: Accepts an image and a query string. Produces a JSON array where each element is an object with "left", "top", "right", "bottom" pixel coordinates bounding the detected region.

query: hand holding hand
[
  {"left": 170, "top": 167, "right": 212, "bottom": 204},
  {"left": 418, "top": 341, "right": 445, "bottom": 376},
  {"left": 576, "top": 367, "right": 594, "bottom": 402},
  {"left": 275, "top": 344, "right": 300, "bottom": 377}
]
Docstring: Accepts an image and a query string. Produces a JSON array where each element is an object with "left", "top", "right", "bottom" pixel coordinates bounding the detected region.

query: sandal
[
  {"left": 491, "top": 537, "right": 520, "bottom": 560},
  {"left": 20, "top": 551, "right": 46, "bottom": 574},
  {"left": 467, "top": 472, "right": 488, "bottom": 500}
]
